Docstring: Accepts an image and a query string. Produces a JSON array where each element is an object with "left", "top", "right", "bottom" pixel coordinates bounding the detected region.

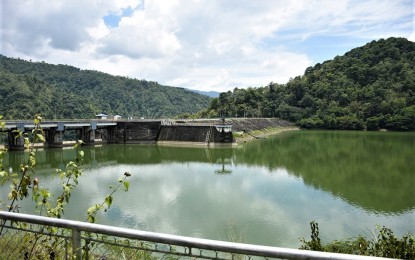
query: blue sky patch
[{"left": 104, "top": 7, "right": 134, "bottom": 28}]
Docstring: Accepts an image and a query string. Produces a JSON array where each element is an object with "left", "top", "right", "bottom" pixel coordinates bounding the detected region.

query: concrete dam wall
[
  {"left": 157, "top": 125, "right": 234, "bottom": 145},
  {"left": 114, "top": 121, "right": 162, "bottom": 143},
  {"left": 113, "top": 122, "right": 234, "bottom": 145}
]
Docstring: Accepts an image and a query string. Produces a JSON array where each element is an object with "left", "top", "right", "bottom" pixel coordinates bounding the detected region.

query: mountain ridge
[
  {"left": 0, "top": 55, "right": 211, "bottom": 119},
  {"left": 196, "top": 37, "right": 415, "bottom": 130},
  {"left": 185, "top": 88, "right": 220, "bottom": 98}
]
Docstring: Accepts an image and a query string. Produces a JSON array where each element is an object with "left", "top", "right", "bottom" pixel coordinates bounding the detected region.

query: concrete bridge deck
[{"left": 2, "top": 120, "right": 118, "bottom": 130}]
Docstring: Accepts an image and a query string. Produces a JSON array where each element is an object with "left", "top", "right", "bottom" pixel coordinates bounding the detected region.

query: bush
[
  {"left": 298, "top": 117, "right": 324, "bottom": 129},
  {"left": 300, "top": 222, "right": 415, "bottom": 259}
]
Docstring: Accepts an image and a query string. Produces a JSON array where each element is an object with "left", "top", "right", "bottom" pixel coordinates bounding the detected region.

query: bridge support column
[
  {"left": 8, "top": 123, "right": 25, "bottom": 151},
  {"left": 8, "top": 132, "right": 25, "bottom": 151},
  {"left": 84, "top": 122, "right": 100, "bottom": 145},
  {"left": 89, "top": 128, "right": 96, "bottom": 142},
  {"left": 48, "top": 123, "right": 65, "bottom": 148}
]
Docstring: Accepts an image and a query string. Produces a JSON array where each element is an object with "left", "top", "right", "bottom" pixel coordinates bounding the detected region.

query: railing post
[{"left": 72, "top": 228, "right": 82, "bottom": 259}]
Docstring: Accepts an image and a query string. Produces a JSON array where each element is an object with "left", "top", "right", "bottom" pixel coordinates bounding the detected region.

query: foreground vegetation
[
  {"left": 300, "top": 221, "right": 415, "bottom": 259},
  {"left": 195, "top": 37, "right": 415, "bottom": 130},
  {"left": 0, "top": 115, "right": 131, "bottom": 258}
]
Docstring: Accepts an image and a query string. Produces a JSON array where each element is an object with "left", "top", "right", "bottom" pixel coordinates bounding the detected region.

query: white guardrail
[{"left": 0, "top": 211, "right": 392, "bottom": 260}]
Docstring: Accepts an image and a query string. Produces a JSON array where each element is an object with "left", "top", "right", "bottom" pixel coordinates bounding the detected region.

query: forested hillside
[
  {"left": 198, "top": 37, "right": 415, "bottom": 130},
  {"left": 0, "top": 56, "right": 211, "bottom": 119}
]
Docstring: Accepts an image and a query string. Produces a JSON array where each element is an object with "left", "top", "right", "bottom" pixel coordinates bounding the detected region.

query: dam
[
  {"left": 1, "top": 119, "right": 236, "bottom": 150},
  {"left": 1, "top": 118, "right": 295, "bottom": 150}
]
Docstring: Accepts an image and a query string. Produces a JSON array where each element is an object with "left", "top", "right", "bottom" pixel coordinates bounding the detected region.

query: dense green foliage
[
  {"left": 0, "top": 55, "right": 211, "bottom": 119},
  {"left": 200, "top": 37, "right": 415, "bottom": 130},
  {"left": 300, "top": 222, "right": 415, "bottom": 259}
]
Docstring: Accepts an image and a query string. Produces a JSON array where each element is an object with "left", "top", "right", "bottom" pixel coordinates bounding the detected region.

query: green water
[{"left": 1, "top": 130, "right": 415, "bottom": 248}]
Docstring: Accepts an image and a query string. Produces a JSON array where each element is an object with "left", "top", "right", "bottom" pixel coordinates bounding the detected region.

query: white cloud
[
  {"left": 1, "top": 0, "right": 413, "bottom": 92},
  {"left": 409, "top": 1, "right": 415, "bottom": 42},
  {"left": 98, "top": 10, "right": 181, "bottom": 59}
]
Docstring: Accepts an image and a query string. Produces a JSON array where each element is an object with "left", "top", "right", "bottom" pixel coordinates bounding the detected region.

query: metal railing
[{"left": 0, "top": 211, "right": 390, "bottom": 259}]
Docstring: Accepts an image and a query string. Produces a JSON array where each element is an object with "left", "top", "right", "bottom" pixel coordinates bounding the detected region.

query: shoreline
[
  {"left": 0, "top": 127, "right": 300, "bottom": 150},
  {"left": 234, "top": 126, "right": 300, "bottom": 144}
]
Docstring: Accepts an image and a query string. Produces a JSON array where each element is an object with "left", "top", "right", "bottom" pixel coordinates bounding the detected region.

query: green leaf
[
  {"left": 36, "top": 134, "right": 45, "bottom": 142},
  {"left": 8, "top": 189, "right": 17, "bottom": 200},
  {"left": 87, "top": 215, "right": 95, "bottom": 223},
  {"left": 123, "top": 181, "right": 129, "bottom": 191},
  {"left": 66, "top": 161, "right": 77, "bottom": 168},
  {"left": 105, "top": 196, "right": 113, "bottom": 208},
  {"left": 87, "top": 205, "right": 97, "bottom": 214}
]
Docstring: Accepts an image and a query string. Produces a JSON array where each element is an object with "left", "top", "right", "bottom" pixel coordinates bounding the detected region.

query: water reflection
[
  {"left": 215, "top": 155, "right": 233, "bottom": 175},
  {"left": 1, "top": 131, "right": 415, "bottom": 247},
  {"left": 239, "top": 131, "right": 415, "bottom": 214},
  {"left": 5, "top": 131, "right": 415, "bottom": 214}
]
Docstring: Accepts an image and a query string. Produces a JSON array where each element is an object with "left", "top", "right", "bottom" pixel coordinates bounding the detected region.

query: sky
[{"left": 1, "top": 0, "right": 414, "bottom": 92}]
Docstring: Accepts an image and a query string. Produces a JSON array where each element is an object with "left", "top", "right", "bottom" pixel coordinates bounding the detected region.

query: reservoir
[{"left": 1, "top": 130, "right": 414, "bottom": 248}]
